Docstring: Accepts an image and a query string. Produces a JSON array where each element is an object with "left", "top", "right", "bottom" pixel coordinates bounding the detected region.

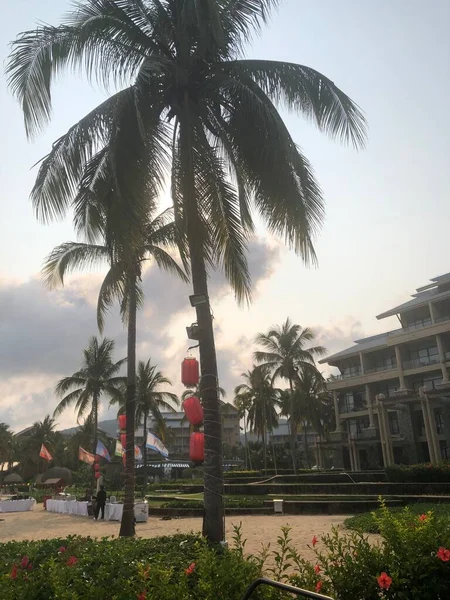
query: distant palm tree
[
  {"left": 254, "top": 319, "right": 325, "bottom": 473},
  {"left": 65, "top": 413, "right": 111, "bottom": 470},
  {"left": 8, "top": 0, "right": 366, "bottom": 543},
  {"left": 0, "top": 423, "right": 14, "bottom": 470},
  {"left": 20, "top": 416, "right": 58, "bottom": 475},
  {"left": 234, "top": 366, "right": 279, "bottom": 474},
  {"left": 112, "top": 359, "right": 179, "bottom": 491},
  {"left": 232, "top": 395, "right": 253, "bottom": 470},
  {"left": 54, "top": 337, "right": 126, "bottom": 459}
]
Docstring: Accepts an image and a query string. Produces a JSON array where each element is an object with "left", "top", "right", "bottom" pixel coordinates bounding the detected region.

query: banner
[
  {"left": 39, "top": 444, "right": 53, "bottom": 462},
  {"left": 115, "top": 440, "right": 123, "bottom": 457},
  {"left": 146, "top": 432, "right": 169, "bottom": 458},
  {"left": 135, "top": 445, "right": 142, "bottom": 461},
  {"left": 95, "top": 440, "right": 111, "bottom": 462},
  {"left": 78, "top": 446, "right": 95, "bottom": 465}
]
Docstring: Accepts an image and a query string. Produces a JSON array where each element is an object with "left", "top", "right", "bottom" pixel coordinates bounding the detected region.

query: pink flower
[
  {"left": 185, "top": 562, "right": 196, "bottom": 575},
  {"left": 419, "top": 514, "right": 428, "bottom": 522},
  {"left": 58, "top": 546, "right": 67, "bottom": 554},
  {"left": 137, "top": 593, "right": 147, "bottom": 600},
  {"left": 66, "top": 556, "right": 78, "bottom": 567},
  {"left": 10, "top": 564, "right": 18, "bottom": 580},
  {"left": 437, "top": 547, "right": 450, "bottom": 562},
  {"left": 316, "top": 581, "right": 323, "bottom": 593},
  {"left": 314, "top": 564, "right": 321, "bottom": 574},
  {"left": 311, "top": 535, "right": 318, "bottom": 547},
  {"left": 377, "top": 572, "right": 392, "bottom": 590},
  {"left": 20, "top": 556, "right": 29, "bottom": 569}
]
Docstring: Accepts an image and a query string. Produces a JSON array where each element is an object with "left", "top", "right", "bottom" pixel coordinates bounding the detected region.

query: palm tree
[
  {"left": 45, "top": 204, "right": 187, "bottom": 537},
  {"left": 233, "top": 395, "right": 253, "bottom": 470},
  {"left": 112, "top": 359, "right": 179, "bottom": 491},
  {"left": 54, "top": 337, "right": 126, "bottom": 463},
  {"left": 254, "top": 319, "right": 325, "bottom": 473},
  {"left": 65, "top": 413, "right": 112, "bottom": 470},
  {"left": 8, "top": 0, "right": 366, "bottom": 541},
  {"left": 234, "top": 366, "right": 278, "bottom": 474},
  {"left": 0, "top": 424, "right": 14, "bottom": 471},
  {"left": 20, "top": 416, "right": 58, "bottom": 476}
]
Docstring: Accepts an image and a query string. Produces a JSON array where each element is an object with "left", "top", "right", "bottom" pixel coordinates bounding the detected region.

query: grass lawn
[{"left": 345, "top": 502, "right": 450, "bottom": 533}]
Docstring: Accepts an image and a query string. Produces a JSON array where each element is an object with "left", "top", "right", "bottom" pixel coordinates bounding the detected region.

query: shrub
[
  {"left": 0, "top": 533, "right": 265, "bottom": 600},
  {"left": 278, "top": 501, "right": 450, "bottom": 599},
  {"left": 386, "top": 462, "right": 450, "bottom": 483},
  {"left": 160, "top": 498, "right": 265, "bottom": 509}
]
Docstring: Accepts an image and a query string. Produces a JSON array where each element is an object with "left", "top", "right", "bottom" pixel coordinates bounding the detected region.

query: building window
[
  {"left": 436, "top": 411, "right": 445, "bottom": 435},
  {"left": 413, "top": 375, "right": 442, "bottom": 392},
  {"left": 389, "top": 412, "right": 400, "bottom": 435}
]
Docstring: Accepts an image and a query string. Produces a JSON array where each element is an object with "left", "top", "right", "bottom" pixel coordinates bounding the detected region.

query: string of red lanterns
[{"left": 181, "top": 356, "right": 205, "bottom": 464}]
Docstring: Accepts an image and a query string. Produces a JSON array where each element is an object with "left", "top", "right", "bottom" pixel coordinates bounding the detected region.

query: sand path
[{"left": 0, "top": 507, "right": 346, "bottom": 562}]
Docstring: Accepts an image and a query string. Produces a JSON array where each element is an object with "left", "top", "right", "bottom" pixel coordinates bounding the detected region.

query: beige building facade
[{"left": 318, "top": 273, "right": 450, "bottom": 471}]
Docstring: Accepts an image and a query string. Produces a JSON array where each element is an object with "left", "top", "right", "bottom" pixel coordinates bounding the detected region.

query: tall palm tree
[
  {"left": 45, "top": 203, "right": 187, "bottom": 537},
  {"left": 54, "top": 336, "right": 126, "bottom": 462},
  {"left": 234, "top": 365, "right": 278, "bottom": 474},
  {"left": 254, "top": 319, "right": 325, "bottom": 473},
  {"left": 8, "top": 0, "right": 366, "bottom": 541},
  {"left": 233, "top": 395, "right": 253, "bottom": 470},
  {"left": 112, "top": 359, "right": 179, "bottom": 491}
]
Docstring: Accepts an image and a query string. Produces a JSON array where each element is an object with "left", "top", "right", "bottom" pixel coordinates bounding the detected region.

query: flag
[
  {"left": 78, "top": 446, "right": 95, "bottom": 465},
  {"left": 146, "top": 432, "right": 169, "bottom": 458},
  {"left": 115, "top": 440, "right": 123, "bottom": 457},
  {"left": 39, "top": 444, "right": 52, "bottom": 462},
  {"left": 135, "top": 445, "right": 142, "bottom": 461},
  {"left": 95, "top": 440, "right": 111, "bottom": 462}
]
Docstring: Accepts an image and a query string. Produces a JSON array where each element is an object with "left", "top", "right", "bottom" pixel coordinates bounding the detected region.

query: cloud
[{"left": 0, "top": 237, "right": 281, "bottom": 431}]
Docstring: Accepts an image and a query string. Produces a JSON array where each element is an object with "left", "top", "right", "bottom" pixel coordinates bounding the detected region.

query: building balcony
[
  {"left": 402, "top": 356, "right": 440, "bottom": 371},
  {"left": 340, "top": 403, "right": 366, "bottom": 414},
  {"left": 365, "top": 363, "right": 397, "bottom": 375},
  {"left": 328, "top": 370, "right": 362, "bottom": 382},
  {"left": 435, "top": 315, "right": 450, "bottom": 324},
  {"left": 349, "top": 428, "right": 380, "bottom": 441}
]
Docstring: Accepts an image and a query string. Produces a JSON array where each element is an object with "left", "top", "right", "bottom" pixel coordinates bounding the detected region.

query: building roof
[
  {"left": 376, "top": 273, "right": 450, "bottom": 320},
  {"left": 319, "top": 331, "right": 396, "bottom": 364}
]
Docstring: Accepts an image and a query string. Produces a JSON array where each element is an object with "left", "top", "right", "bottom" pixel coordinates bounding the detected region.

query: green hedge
[
  {"left": 0, "top": 534, "right": 263, "bottom": 600},
  {"left": 386, "top": 463, "right": 450, "bottom": 483},
  {"left": 160, "top": 498, "right": 265, "bottom": 509}
]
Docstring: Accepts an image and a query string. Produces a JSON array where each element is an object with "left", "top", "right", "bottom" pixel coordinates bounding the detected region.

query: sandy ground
[{"left": 0, "top": 506, "right": 346, "bottom": 562}]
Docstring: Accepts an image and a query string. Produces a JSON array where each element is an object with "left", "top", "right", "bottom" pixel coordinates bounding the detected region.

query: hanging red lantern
[
  {"left": 189, "top": 432, "right": 205, "bottom": 463},
  {"left": 120, "top": 434, "right": 127, "bottom": 448},
  {"left": 94, "top": 463, "right": 100, "bottom": 472},
  {"left": 181, "top": 357, "right": 199, "bottom": 387},
  {"left": 118, "top": 415, "right": 127, "bottom": 431},
  {"left": 94, "top": 472, "right": 101, "bottom": 479},
  {"left": 183, "top": 396, "right": 204, "bottom": 426}
]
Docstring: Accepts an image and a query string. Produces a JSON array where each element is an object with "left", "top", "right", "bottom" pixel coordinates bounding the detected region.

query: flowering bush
[
  {"left": 0, "top": 534, "right": 264, "bottom": 600},
  {"left": 386, "top": 462, "right": 450, "bottom": 483},
  {"left": 263, "top": 501, "right": 450, "bottom": 599}
]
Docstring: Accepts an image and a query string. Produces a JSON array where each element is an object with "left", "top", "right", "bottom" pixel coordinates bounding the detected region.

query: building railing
[
  {"left": 328, "top": 370, "right": 362, "bottom": 381},
  {"left": 340, "top": 403, "right": 366, "bottom": 414},
  {"left": 364, "top": 363, "right": 397, "bottom": 374},
  {"left": 435, "top": 315, "right": 450, "bottom": 324},
  {"left": 349, "top": 428, "right": 380, "bottom": 441},
  {"left": 402, "top": 356, "right": 440, "bottom": 370}
]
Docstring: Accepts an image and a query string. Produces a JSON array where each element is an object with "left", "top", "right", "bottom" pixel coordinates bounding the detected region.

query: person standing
[{"left": 94, "top": 485, "right": 107, "bottom": 520}]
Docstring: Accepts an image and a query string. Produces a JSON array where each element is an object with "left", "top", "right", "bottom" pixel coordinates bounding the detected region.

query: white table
[
  {"left": 0, "top": 498, "right": 36, "bottom": 513},
  {"left": 104, "top": 502, "right": 148, "bottom": 522},
  {"left": 46, "top": 499, "right": 89, "bottom": 517}
]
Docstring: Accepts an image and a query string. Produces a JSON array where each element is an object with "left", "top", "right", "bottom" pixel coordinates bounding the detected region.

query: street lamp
[{"left": 189, "top": 293, "right": 208, "bottom": 307}]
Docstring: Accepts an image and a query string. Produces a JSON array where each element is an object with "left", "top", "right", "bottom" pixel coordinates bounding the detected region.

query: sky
[{"left": 1, "top": 0, "right": 450, "bottom": 432}]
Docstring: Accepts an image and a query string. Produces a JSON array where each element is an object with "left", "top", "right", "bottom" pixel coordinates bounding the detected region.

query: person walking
[{"left": 94, "top": 485, "right": 107, "bottom": 520}]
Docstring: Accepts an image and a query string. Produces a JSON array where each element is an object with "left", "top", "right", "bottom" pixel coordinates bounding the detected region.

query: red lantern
[
  {"left": 189, "top": 432, "right": 204, "bottom": 463},
  {"left": 94, "top": 463, "right": 100, "bottom": 472},
  {"left": 94, "top": 472, "right": 101, "bottom": 479},
  {"left": 118, "top": 415, "right": 127, "bottom": 430},
  {"left": 120, "top": 434, "right": 127, "bottom": 448},
  {"left": 95, "top": 455, "right": 101, "bottom": 463},
  {"left": 122, "top": 454, "right": 126, "bottom": 467},
  {"left": 181, "top": 357, "right": 199, "bottom": 387},
  {"left": 183, "top": 396, "right": 204, "bottom": 426}
]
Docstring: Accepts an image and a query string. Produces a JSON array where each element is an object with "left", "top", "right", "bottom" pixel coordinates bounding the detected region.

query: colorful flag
[
  {"left": 78, "top": 446, "right": 95, "bottom": 465},
  {"left": 95, "top": 440, "right": 111, "bottom": 462},
  {"left": 115, "top": 440, "right": 123, "bottom": 457},
  {"left": 39, "top": 444, "right": 53, "bottom": 462},
  {"left": 134, "top": 445, "right": 142, "bottom": 461},
  {"left": 146, "top": 432, "right": 169, "bottom": 458}
]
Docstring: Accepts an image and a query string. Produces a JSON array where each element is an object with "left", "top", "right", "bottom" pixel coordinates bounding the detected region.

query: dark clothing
[{"left": 95, "top": 489, "right": 107, "bottom": 520}]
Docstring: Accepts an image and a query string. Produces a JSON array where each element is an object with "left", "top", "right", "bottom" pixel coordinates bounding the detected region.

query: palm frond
[{"left": 42, "top": 242, "right": 109, "bottom": 288}]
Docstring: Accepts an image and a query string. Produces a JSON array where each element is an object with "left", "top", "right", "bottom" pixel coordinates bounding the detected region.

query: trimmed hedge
[
  {"left": 386, "top": 463, "right": 450, "bottom": 483},
  {"left": 160, "top": 498, "right": 265, "bottom": 509}
]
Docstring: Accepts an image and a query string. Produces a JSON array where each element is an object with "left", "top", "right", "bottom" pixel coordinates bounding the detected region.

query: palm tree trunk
[
  {"left": 289, "top": 378, "right": 297, "bottom": 474},
  {"left": 262, "top": 395, "right": 268, "bottom": 475},
  {"left": 143, "top": 411, "right": 148, "bottom": 494},
  {"left": 243, "top": 413, "right": 249, "bottom": 470},
  {"left": 180, "top": 97, "right": 224, "bottom": 543},
  {"left": 92, "top": 393, "right": 99, "bottom": 491},
  {"left": 119, "top": 273, "right": 137, "bottom": 537},
  {"left": 303, "top": 422, "right": 310, "bottom": 468}
]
